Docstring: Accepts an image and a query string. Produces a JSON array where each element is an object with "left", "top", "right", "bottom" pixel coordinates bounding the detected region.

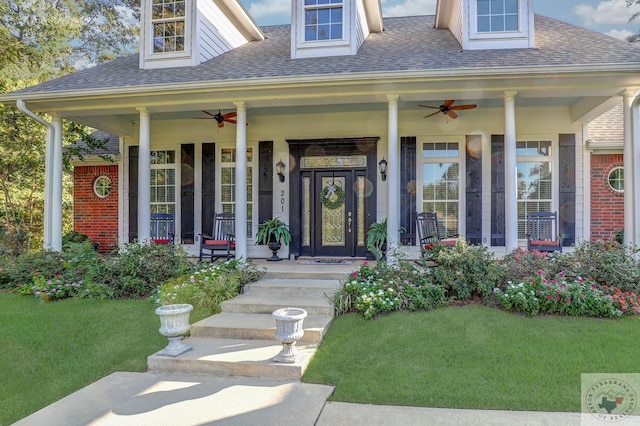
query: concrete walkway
[{"left": 14, "top": 370, "right": 586, "bottom": 425}]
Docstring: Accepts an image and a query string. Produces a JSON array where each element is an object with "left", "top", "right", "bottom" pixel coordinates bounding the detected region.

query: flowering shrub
[
  {"left": 496, "top": 248, "right": 559, "bottom": 287},
  {"left": 603, "top": 286, "right": 640, "bottom": 315},
  {"left": 31, "top": 275, "right": 83, "bottom": 302},
  {"left": 153, "top": 259, "right": 264, "bottom": 313},
  {"left": 334, "top": 261, "right": 446, "bottom": 319},
  {"left": 494, "top": 272, "right": 625, "bottom": 318}
]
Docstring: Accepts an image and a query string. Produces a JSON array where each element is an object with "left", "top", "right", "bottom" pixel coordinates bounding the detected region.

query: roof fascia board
[
  {"left": 363, "top": 0, "right": 383, "bottom": 32},
  {"left": 3, "top": 64, "right": 640, "bottom": 105},
  {"left": 216, "top": 0, "right": 265, "bottom": 41}
]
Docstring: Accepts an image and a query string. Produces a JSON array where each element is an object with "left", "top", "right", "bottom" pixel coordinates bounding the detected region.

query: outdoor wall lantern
[
  {"left": 378, "top": 158, "right": 388, "bottom": 181},
  {"left": 276, "top": 159, "right": 286, "bottom": 183}
]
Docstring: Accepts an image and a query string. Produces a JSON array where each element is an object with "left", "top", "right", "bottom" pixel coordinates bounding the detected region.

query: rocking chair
[
  {"left": 415, "top": 212, "right": 458, "bottom": 265},
  {"left": 150, "top": 213, "right": 175, "bottom": 244},
  {"left": 526, "top": 211, "right": 563, "bottom": 252},
  {"left": 199, "top": 212, "right": 236, "bottom": 262}
]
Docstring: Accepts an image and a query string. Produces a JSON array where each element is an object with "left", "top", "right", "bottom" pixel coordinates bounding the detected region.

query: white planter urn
[
  {"left": 155, "top": 303, "right": 193, "bottom": 357},
  {"left": 272, "top": 307, "right": 307, "bottom": 363}
]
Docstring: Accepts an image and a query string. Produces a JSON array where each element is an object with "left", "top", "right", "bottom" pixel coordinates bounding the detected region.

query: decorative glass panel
[
  {"left": 357, "top": 176, "right": 365, "bottom": 246},
  {"left": 321, "top": 176, "right": 346, "bottom": 246},
  {"left": 302, "top": 177, "right": 311, "bottom": 246}
]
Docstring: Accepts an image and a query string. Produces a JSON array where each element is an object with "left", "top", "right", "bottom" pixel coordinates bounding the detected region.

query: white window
[
  {"left": 477, "top": 0, "right": 519, "bottom": 33},
  {"left": 304, "top": 0, "right": 343, "bottom": 41},
  {"left": 94, "top": 176, "right": 112, "bottom": 198},
  {"left": 220, "top": 148, "right": 254, "bottom": 237},
  {"left": 608, "top": 167, "right": 624, "bottom": 193},
  {"left": 150, "top": 150, "right": 176, "bottom": 214},
  {"left": 151, "top": 0, "right": 186, "bottom": 53},
  {"left": 516, "top": 141, "right": 552, "bottom": 238},
  {"left": 421, "top": 142, "right": 460, "bottom": 238}
]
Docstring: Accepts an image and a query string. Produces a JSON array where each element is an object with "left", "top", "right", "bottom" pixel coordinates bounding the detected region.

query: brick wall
[
  {"left": 73, "top": 165, "right": 119, "bottom": 253},
  {"left": 590, "top": 154, "right": 624, "bottom": 241}
]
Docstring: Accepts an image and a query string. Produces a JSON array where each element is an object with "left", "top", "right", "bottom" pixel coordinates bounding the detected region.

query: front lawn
[
  {"left": 303, "top": 304, "right": 640, "bottom": 412},
  {"left": 0, "top": 293, "right": 209, "bottom": 425}
]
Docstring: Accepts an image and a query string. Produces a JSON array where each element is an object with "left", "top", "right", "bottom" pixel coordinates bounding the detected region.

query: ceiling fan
[
  {"left": 419, "top": 100, "right": 477, "bottom": 119},
  {"left": 193, "top": 110, "right": 238, "bottom": 127}
]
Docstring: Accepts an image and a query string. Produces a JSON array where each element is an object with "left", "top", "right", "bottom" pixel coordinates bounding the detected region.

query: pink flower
[
  {"left": 537, "top": 270, "right": 544, "bottom": 275},
  {"left": 565, "top": 298, "right": 571, "bottom": 304},
  {"left": 558, "top": 272, "right": 564, "bottom": 277},
  {"left": 363, "top": 261, "right": 369, "bottom": 266},
  {"left": 546, "top": 295, "right": 553, "bottom": 300},
  {"left": 351, "top": 272, "right": 357, "bottom": 277}
]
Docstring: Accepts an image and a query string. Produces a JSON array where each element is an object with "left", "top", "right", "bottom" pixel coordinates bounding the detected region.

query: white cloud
[
  {"left": 381, "top": 0, "right": 438, "bottom": 17},
  {"left": 247, "top": 0, "right": 290, "bottom": 19},
  {"left": 607, "top": 28, "right": 634, "bottom": 39},
  {"left": 575, "top": 0, "right": 640, "bottom": 26}
]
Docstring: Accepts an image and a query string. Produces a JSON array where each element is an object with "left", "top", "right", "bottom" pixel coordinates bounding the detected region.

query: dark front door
[{"left": 300, "top": 169, "right": 368, "bottom": 257}]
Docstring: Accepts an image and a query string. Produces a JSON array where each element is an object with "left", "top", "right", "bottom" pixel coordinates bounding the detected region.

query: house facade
[{"left": 3, "top": 0, "right": 640, "bottom": 260}]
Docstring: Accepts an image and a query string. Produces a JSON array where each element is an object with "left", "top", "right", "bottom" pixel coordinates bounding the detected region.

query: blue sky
[{"left": 238, "top": 0, "right": 640, "bottom": 40}]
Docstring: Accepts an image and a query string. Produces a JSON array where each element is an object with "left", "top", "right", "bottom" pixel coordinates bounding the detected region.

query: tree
[
  {"left": 0, "top": 0, "right": 139, "bottom": 252},
  {"left": 627, "top": 0, "right": 640, "bottom": 43}
]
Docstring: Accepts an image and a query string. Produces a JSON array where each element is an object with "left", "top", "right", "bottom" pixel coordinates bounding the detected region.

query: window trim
[
  {"left": 469, "top": 0, "right": 527, "bottom": 40},
  {"left": 146, "top": 0, "right": 192, "bottom": 59},
  {"left": 417, "top": 136, "right": 465, "bottom": 240},
  {"left": 607, "top": 166, "right": 624, "bottom": 194},
  {"left": 93, "top": 175, "right": 112, "bottom": 198},
  {"left": 217, "top": 146, "right": 256, "bottom": 240},
  {"left": 302, "top": 0, "right": 345, "bottom": 42},
  {"left": 295, "top": 0, "right": 350, "bottom": 51}
]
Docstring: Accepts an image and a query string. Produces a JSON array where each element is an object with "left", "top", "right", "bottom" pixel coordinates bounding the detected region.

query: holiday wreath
[{"left": 320, "top": 183, "right": 345, "bottom": 209}]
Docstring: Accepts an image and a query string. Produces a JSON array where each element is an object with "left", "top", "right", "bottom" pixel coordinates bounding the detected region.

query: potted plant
[
  {"left": 367, "top": 218, "right": 388, "bottom": 260},
  {"left": 255, "top": 217, "right": 292, "bottom": 261}
]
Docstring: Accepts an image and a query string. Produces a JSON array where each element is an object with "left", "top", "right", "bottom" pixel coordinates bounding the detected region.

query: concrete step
[
  {"left": 147, "top": 337, "right": 317, "bottom": 380},
  {"left": 245, "top": 278, "right": 341, "bottom": 298},
  {"left": 263, "top": 269, "right": 351, "bottom": 281},
  {"left": 221, "top": 294, "right": 334, "bottom": 316},
  {"left": 190, "top": 312, "right": 332, "bottom": 343}
]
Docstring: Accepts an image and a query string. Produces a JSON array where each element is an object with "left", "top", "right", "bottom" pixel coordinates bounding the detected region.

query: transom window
[
  {"left": 477, "top": 0, "right": 518, "bottom": 32},
  {"left": 516, "top": 141, "right": 552, "bottom": 238},
  {"left": 304, "top": 0, "right": 343, "bottom": 41},
  {"left": 220, "top": 148, "right": 254, "bottom": 237},
  {"left": 150, "top": 150, "right": 176, "bottom": 214},
  {"left": 421, "top": 142, "right": 460, "bottom": 238},
  {"left": 608, "top": 167, "right": 624, "bottom": 193},
  {"left": 151, "top": 0, "right": 186, "bottom": 53}
]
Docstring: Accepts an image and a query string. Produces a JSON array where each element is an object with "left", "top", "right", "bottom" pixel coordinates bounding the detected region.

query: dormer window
[
  {"left": 304, "top": 0, "right": 343, "bottom": 41},
  {"left": 476, "top": 0, "right": 518, "bottom": 33},
  {"left": 152, "top": 0, "right": 186, "bottom": 53}
]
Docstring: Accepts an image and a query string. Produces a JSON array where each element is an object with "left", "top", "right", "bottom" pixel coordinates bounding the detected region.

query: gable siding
[
  {"left": 450, "top": 0, "right": 464, "bottom": 46},
  {"left": 196, "top": 0, "right": 246, "bottom": 63}
]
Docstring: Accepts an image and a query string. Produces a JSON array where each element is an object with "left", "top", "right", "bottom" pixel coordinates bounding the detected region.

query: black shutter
[
  {"left": 559, "top": 134, "right": 576, "bottom": 247},
  {"left": 201, "top": 143, "right": 216, "bottom": 236},
  {"left": 259, "top": 141, "right": 274, "bottom": 227},
  {"left": 181, "top": 144, "right": 195, "bottom": 244},
  {"left": 128, "top": 146, "right": 138, "bottom": 242},
  {"left": 400, "top": 137, "right": 417, "bottom": 245},
  {"left": 466, "top": 135, "right": 482, "bottom": 245},
  {"left": 491, "top": 135, "right": 505, "bottom": 246}
]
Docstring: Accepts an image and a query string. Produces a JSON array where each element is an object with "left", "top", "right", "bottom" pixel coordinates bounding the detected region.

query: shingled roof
[{"left": 9, "top": 14, "right": 640, "bottom": 98}]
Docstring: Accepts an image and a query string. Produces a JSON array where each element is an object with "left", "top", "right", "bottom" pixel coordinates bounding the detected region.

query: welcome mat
[{"left": 297, "top": 259, "right": 354, "bottom": 265}]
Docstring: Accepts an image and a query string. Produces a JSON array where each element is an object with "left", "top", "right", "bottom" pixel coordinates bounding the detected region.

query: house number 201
[{"left": 281, "top": 190, "right": 286, "bottom": 212}]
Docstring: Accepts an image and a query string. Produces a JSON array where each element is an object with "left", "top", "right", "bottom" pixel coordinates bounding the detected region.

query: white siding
[{"left": 196, "top": 0, "right": 250, "bottom": 64}]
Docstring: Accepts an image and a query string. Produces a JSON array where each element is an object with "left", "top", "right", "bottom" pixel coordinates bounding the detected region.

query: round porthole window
[
  {"left": 608, "top": 167, "right": 624, "bottom": 193},
  {"left": 94, "top": 176, "right": 112, "bottom": 198}
]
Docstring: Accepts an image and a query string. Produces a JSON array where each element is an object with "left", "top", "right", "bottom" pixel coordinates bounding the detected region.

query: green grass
[
  {"left": 0, "top": 293, "right": 210, "bottom": 425},
  {"left": 303, "top": 304, "right": 640, "bottom": 412}
]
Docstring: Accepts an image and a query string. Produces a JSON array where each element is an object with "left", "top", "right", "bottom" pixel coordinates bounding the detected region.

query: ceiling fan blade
[
  {"left": 443, "top": 100, "right": 456, "bottom": 108},
  {"left": 424, "top": 111, "right": 442, "bottom": 118},
  {"left": 192, "top": 117, "right": 214, "bottom": 119},
  {"left": 224, "top": 118, "right": 237, "bottom": 124},
  {"left": 450, "top": 104, "right": 477, "bottom": 110},
  {"left": 200, "top": 110, "right": 218, "bottom": 118},
  {"left": 418, "top": 104, "right": 440, "bottom": 109},
  {"left": 223, "top": 112, "right": 237, "bottom": 119},
  {"left": 447, "top": 110, "right": 459, "bottom": 119}
]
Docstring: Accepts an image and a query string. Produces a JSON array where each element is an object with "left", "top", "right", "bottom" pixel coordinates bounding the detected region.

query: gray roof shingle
[{"left": 9, "top": 14, "right": 640, "bottom": 97}]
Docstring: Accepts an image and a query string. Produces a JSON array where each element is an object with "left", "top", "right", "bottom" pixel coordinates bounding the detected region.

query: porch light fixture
[
  {"left": 276, "top": 159, "right": 286, "bottom": 183},
  {"left": 378, "top": 158, "right": 388, "bottom": 181}
]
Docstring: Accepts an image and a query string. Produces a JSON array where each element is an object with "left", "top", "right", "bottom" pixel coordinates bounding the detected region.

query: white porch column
[
  {"left": 386, "top": 94, "right": 400, "bottom": 265},
  {"left": 137, "top": 107, "right": 151, "bottom": 242},
  {"left": 624, "top": 91, "right": 636, "bottom": 245},
  {"left": 504, "top": 91, "right": 518, "bottom": 252},
  {"left": 234, "top": 102, "right": 248, "bottom": 259},
  {"left": 43, "top": 125, "right": 54, "bottom": 250},
  {"left": 51, "top": 116, "right": 63, "bottom": 252}
]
